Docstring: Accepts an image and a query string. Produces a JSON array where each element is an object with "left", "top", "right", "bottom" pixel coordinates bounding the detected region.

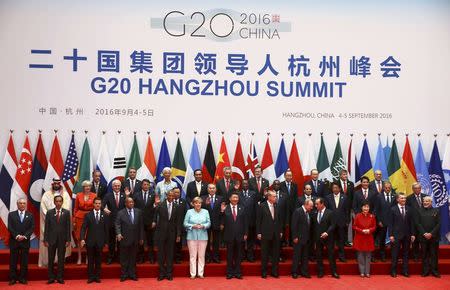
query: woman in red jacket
[{"left": 353, "top": 201, "right": 376, "bottom": 277}]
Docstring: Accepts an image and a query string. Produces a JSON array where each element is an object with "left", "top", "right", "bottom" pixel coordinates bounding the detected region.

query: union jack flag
[{"left": 245, "top": 140, "right": 259, "bottom": 178}]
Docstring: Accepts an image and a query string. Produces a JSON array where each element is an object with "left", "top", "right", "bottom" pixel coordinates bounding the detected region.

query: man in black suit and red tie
[
  {"left": 239, "top": 179, "right": 258, "bottom": 262},
  {"left": 186, "top": 169, "right": 208, "bottom": 206},
  {"left": 305, "top": 169, "right": 329, "bottom": 198},
  {"left": 369, "top": 170, "right": 385, "bottom": 195},
  {"left": 256, "top": 190, "right": 283, "bottom": 278},
  {"left": 338, "top": 169, "right": 354, "bottom": 247},
  {"left": 91, "top": 170, "right": 107, "bottom": 200},
  {"left": 203, "top": 183, "right": 224, "bottom": 263},
  {"left": 216, "top": 167, "right": 235, "bottom": 201},
  {"left": 291, "top": 198, "right": 313, "bottom": 279},
  {"left": 406, "top": 182, "right": 427, "bottom": 261},
  {"left": 80, "top": 197, "right": 109, "bottom": 283},
  {"left": 248, "top": 165, "right": 270, "bottom": 201},
  {"left": 122, "top": 167, "right": 142, "bottom": 196},
  {"left": 8, "top": 198, "right": 34, "bottom": 285},
  {"left": 353, "top": 176, "right": 377, "bottom": 214},
  {"left": 222, "top": 193, "right": 248, "bottom": 279}
]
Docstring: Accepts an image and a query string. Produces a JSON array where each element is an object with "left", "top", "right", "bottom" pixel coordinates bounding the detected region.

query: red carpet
[
  {"left": 1, "top": 276, "right": 449, "bottom": 290},
  {"left": 1, "top": 246, "right": 450, "bottom": 281}
]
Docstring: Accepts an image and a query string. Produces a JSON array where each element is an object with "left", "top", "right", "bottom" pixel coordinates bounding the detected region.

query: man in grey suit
[
  {"left": 115, "top": 197, "right": 144, "bottom": 281},
  {"left": 44, "top": 195, "right": 71, "bottom": 284}
]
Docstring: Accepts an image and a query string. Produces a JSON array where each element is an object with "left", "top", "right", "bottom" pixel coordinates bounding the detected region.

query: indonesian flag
[
  {"left": 232, "top": 136, "right": 246, "bottom": 181},
  {"left": 43, "top": 134, "right": 64, "bottom": 192},
  {"left": 289, "top": 138, "right": 305, "bottom": 195},
  {"left": 261, "top": 136, "right": 276, "bottom": 183},
  {"left": 302, "top": 135, "right": 316, "bottom": 182},
  {"left": 245, "top": 139, "right": 259, "bottom": 178},
  {"left": 137, "top": 135, "right": 157, "bottom": 184},
  {"left": 215, "top": 136, "right": 231, "bottom": 182},
  {"left": 10, "top": 135, "right": 33, "bottom": 212}
]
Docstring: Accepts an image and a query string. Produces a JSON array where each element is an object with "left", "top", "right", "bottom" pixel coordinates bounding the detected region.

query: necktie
[
  {"left": 232, "top": 206, "right": 237, "bottom": 221},
  {"left": 131, "top": 180, "right": 134, "bottom": 192},
  {"left": 56, "top": 210, "right": 60, "bottom": 223},
  {"left": 19, "top": 211, "right": 24, "bottom": 223},
  {"left": 244, "top": 191, "right": 248, "bottom": 198},
  {"left": 269, "top": 204, "right": 274, "bottom": 219},
  {"left": 211, "top": 196, "right": 215, "bottom": 209},
  {"left": 115, "top": 193, "right": 119, "bottom": 207},
  {"left": 306, "top": 210, "right": 310, "bottom": 225},
  {"left": 96, "top": 211, "right": 99, "bottom": 224},
  {"left": 386, "top": 194, "right": 390, "bottom": 203},
  {"left": 416, "top": 195, "right": 421, "bottom": 207},
  {"left": 287, "top": 182, "right": 291, "bottom": 195},
  {"left": 129, "top": 209, "right": 134, "bottom": 223},
  {"left": 401, "top": 206, "right": 405, "bottom": 219},
  {"left": 95, "top": 183, "right": 99, "bottom": 193},
  {"left": 314, "top": 180, "right": 317, "bottom": 190},
  {"left": 143, "top": 192, "right": 147, "bottom": 204},
  {"left": 168, "top": 202, "right": 172, "bottom": 220},
  {"left": 196, "top": 182, "right": 201, "bottom": 196},
  {"left": 335, "top": 194, "right": 340, "bottom": 207},
  {"left": 343, "top": 181, "right": 347, "bottom": 194},
  {"left": 364, "top": 190, "right": 367, "bottom": 199},
  {"left": 377, "top": 181, "right": 382, "bottom": 193},
  {"left": 318, "top": 210, "right": 322, "bottom": 223},
  {"left": 226, "top": 179, "right": 230, "bottom": 192},
  {"left": 257, "top": 178, "right": 261, "bottom": 192}
]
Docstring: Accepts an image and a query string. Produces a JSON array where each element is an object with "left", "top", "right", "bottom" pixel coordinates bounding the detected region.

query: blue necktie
[{"left": 211, "top": 197, "right": 215, "bottom": 209}]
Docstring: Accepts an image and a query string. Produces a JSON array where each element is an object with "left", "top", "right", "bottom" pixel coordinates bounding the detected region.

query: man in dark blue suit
[
  {"left": 291, "top": 198, "right": 313, "bottom": 279},
  {"left": 353, "top": 176, "right": 377, "bottom": 214},
  {"left": 185, "top": 169, "right": 208, "bottom": 206},
  {"left": 238, "top": 179, "right": 258, "bottom": 262},
  {"left": 222, "top": 193, "right": 248, "bottom": 279},
  {"left": 374, "top": 181, "right": 396, "bottom": 261},
  {"left": 203, "top": 183, "right": 225, "bottom": 263},
  {"left": 304, "top": 169, "right": 329, "bottom": 198},
  {"left": 406, "top": 182, "right": 428, "bottom": 261}
]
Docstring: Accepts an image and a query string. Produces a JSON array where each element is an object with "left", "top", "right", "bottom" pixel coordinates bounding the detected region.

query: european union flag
[{"left": 155, "top": 137, "right": 172, "bottom": 183}]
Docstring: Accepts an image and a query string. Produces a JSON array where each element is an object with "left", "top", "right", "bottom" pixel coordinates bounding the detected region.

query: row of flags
[{"left": 0, "top": 133, "right": 449, "bottom": 243}]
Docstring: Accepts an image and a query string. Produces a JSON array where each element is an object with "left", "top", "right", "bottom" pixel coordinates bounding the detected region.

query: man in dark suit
[
  {"left": 80, "top": 197, "right": 108, "bottom": 283},
  {"left": 297, "top": 183, "right": 317, "bottom": 261},
  {"left": 222, "top": 193, "right": 248, "bottom": 279},
  {"left": 8, "top": 198, "right": 34, "bottom": 285},
  {"left": 248, "top": 165, "right": 270, "bottom": 201},
  {"left": 280, "top": 169, "right": 299, "bottom": 217},
  {"left": 173, "top": 187, "right": 187, "bottom": 264},
  {"left": 121, "top": 167, "right": 142, "bottom": 196},
  {"left": 91, "top": 169, "right": 107, "bottom": 200},
  {"left": 313, "top": 197, "right": 339, "bottom": 279},
  {"left": 256, "top": 190, "right": 283, "bottom": 278},
  {"left": 44, "top": 195, "right": 71, "bottom": 284},
  {"left": 338, "top": 169, "right": 355, "bottom": 205},
  {"left": 389, "top": 193, "right": 416, "bottom": 277},
  {"left": 369, "top": 170, "right": 385, "bottom": 195},
  {"left": 374, "top": 181, "right": 396, "bottom": 261},
  {"left": 102, "top": 179, "right": 126, "bottom": 264},
  {"left": 153, "top": 190, "right": 181, "bottom": 281},
  {"left": 116, "top": 197, "right": 144, "bottom": 281},
  {"left": 186, "top": 169, "right": 208, "bottom": 206},
  {"left": 216, "top": 166, "right": 235, "bottom": 201},
  {"left": 291, "top": 198, "right": 313, "bottom": 279},
  {"left": 305, "top": 169, "right": 329, "bottom": 198},
  {"left": 132, "top": 179, "right": 156, "bottom": 264},
  {"left": 353, "top": 176, "right": 377, "bottom": 214},
  {"left": 406, "top": 182, "right": 427, "bottom": 261},
  {"left": 239, "top": 179, "right": 258, "bottom": 262},
  {"left": 203, "top": 183, "right": 224, "bottom": 263},
  {"left": 326, "top": 182, "right": 350, "bottom": 262},
  {"left": 273, "top": 180, "right": 289, "bottom": 261}
]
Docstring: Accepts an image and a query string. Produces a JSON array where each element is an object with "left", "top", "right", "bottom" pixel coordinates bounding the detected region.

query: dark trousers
[
  {"left": 333, "top": 225, "right": 346, "bottom": 259},
  {"left": 9, "top": 246, "right": 29, "bottom": 281},
  {"left": 292, "top": 241, "right": 309, "bottom": 275},
  {"left": 244, "top": 226, "right": 256, "bottom": 260},
  {"left": 87, "top": 245, "right": 102, "bottom": 279},
  {"left": 48, "top": 240, "right": 66, "bottom": 280},
  {"left": 226, "top": 239, "right": 243, "bottom": 275},
  {"left": 421, "top": 239, "right": 439, "bottom": 274},
  {"left": 376, "top": 226, "right": 388, "bottom": 259},
  {"left": 107, "top": 225, "right": 119, "bottom": 260},
  {"left": 174, "top": 232, "right": 185, "bottom": 262},
  {"left": 156, "top": 236, "right": 175, "bottom": 277},
  {"left": 316, "top": 237, "right": 336, "bottom": 274},
  {"left": 411, "top": 239, "right": 421, "bottom": 260},
  {"left": 138, "top": 227, "right": 154, "bottom": 262},
  {"left": 261, "top": 234, "right": 280, "bottom": 275},
  {"left": 119, "top": 244, "right": 137, "bottom": 279},
  {"left": 391, "top": 236, "right": 410, "bottom": 274},
  {"left": 206, "top": 229, "right": 221, "bottom": 261}
]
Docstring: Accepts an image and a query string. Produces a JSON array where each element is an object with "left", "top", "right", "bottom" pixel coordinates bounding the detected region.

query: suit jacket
[
  {"left": 338, "top": 179, "right": 355, "bottom": 205},
  {"left": 406, "top": 193, "right": 427, "bottom": 213},
  {"left": 416, "top": 207, "right": 440, "bottom": 241},
  {"left": 174, "top": 198, "right": 188, "bottom": 231},
  {"left": 305, "top": 179, "right": 329, "bottom": 198},
  {"left": 80, "top": 210, "right": 109, "bottom": 247},
  {"left": 325, "top": 193, "right": 350, "bottom": 227},
  {"left": 248, "top": 176, "right": 270, "bottom": 200},
  {"left": 44, "top": 208, "right": 71, "bottom": 245},
  {"left": 133, "top": 190, "right": 156, "bottom": 226},
  {"left": 369, "top": 180, "right": 385, "bottom": 195},
  {"left": 102, "top": 191, "right": 126, "bottom": 222},
  {"left": 353, "top": 189, "right": 377, "bottom": 213},
  {"left": 216, "top": 178, "right": 236, "bottom": 201},
  {"left": 312, "top": 208, "right": 335, "bottom": 242},
  {"left": 374, "top": 191, "right": 397, "bottom": 226},
  {"left": 115, "top": 207, "right": 144, "bottom": 247},
  {"left": 389, "top": 205, "right": 415, "bottom": 240},
  {"left": 239, "top": 189, "right": 258, "bottom": 227},
  {"left": 275, "top": 190, "right": 289, "bottom": 227},
  {"left": 291, "top": 207, "right": 311, "bottom": 245},
  {"left": 202, "top": 195, "right": 224, "bottom": 230},
  {"left": 91, "top": 181, "right": 107, "bottom": 200},
  {"left": 280, "top": 181, "right": 299, "bottom": 217},
  {"left": 296, "top": 195, "right": 317, "bottom": 211},
  {"left": 121, "top": 178, "right": 142, "bottom": 195},
  {"left": 8, "top": 210, "right": 34, "bottom": 248},
  {"left": 221, "top": 204, "right": 248, "bottom": 242},
  {"left": 153, "top": 201, "right": 181, "bottom": 240},
  {"left": 186, "top": 180, "right": 208, "bottom": 204},
  {"left": 256, "top": 201, "right": 283, "bottom": 240}
]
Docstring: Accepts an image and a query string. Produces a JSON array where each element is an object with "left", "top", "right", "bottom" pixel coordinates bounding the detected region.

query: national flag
[
  {"left": 28, "top": 133, "right": 47, "bottom": 238},
  {"left": 62, "top": 134, "right": 79, "bottom": 197},
  {"left": 442, "top": 136, "right": 450, "bottom": 242},
  {"left": 72, "top": 136, "right": 93, "bottom": 195},
  {"left": 109, "top": 135, "right": 127, "bottom": 186},
  {"left": 155, "top": 136, "right": 171, "bottom": 183},
  {"left": 348, "top": 138, "right": 355, "bottom": 183},
  {"left": 302, "top": 135, "right": 316, "bottom": 182},
  {"left": 373, "top": 136, "right": 389, "bottom": 179},
  {"left": 171, "top": 137, "right": 186, "bottom": 193},
  {"left": 355, "top": 155, "right": 361, "bottom": 188},
  {"left": 389, "top": 137, "right": 417, "bottom": 195},
  {"left": 137, "top": 135, "right": 157, "bottom": 183},
  {"left": 415, "top": 138, "right": 431, "bottom": 196},
  {"left": 95, "top": 134, "right": 111, "bottom": 186},
  {"left": 261, "top": 137, "right": 276, "bottom": 183},
  {"left": 182, "top": 136, "right": 202, "bottom": 196},
  {"left": 215, "top": 136, "right": 231, "bottom": 182},
  {"left": 429, "top": 140, "right": 449, "bottom": 242},
  {"left": 202, "top": 134, "right": 216, "bottom": 184},
  {"left": 288, "top": 138, "right": 304, "bottom": 193},
  {"left": 126, "top": 134, "right": 142, "bottom": 178},
  {"left": 43, "top": 134, "right": 64, "bottom": 192},
  {"left": 245, "top": 139, "right": 259, "bottom": 178},
  {"left": 359, "top": 138, "right": 374, "bottom": 181},
  {"left": 383, "top": 136, "right": 391, "bottom": 165},
  {"left": 317, "top": 135, "right": 332, "bottom": 181},
  {"left": 0, "top": 134, "right": 17, "bottom": 244},
  {"left": 10, "top": 135, "right": 33, "bottom": 212},
  {"left": 274, "top": 137, "right": 289, "bottom": 182},
  {"left": 387, "top": 139, "right": 401, "bottom": 191},
  {"left": 232, "top": 137, "right": 246, "bottom": 181},
  {"left": 330, "top": 136, "right": 346, "bottom": 181}
]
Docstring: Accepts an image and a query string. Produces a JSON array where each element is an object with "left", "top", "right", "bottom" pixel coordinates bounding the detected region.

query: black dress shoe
[
  {"left": 317, "top": 273, "right": 324, "bottom": 278},
  {"left": 432, "top": 272, "right": 441, "bottom": 278},
  {"left": 235, "top": 275, "right": 243, "bottom": 279},
  {"left": 157, "top": 276, "right": 165, "bottom": 281},
  {"left": 106, "top": 258, "right": 113, "bottom": 265},
  {"left": 271, "top": 273, "right": 279, "bottom": 278},
  {"left": 247, "top": 258, "right": 255, "bottom": 263},
  {"left": 291, "top": 273, "right": 298, "bottom": 279},
  {"left": 421, "top": 272, "right": 429, "bottom": 277},
  {"left": 87, "top": 279, "right": 95, "bottom": 283},
  {"left": 18, "top": 279, "right": 27, "bottom": 285},
  {"left": 391, "top": 272, "right": 397, "bottom": 278},
  {"left": 47, "top": 279, "right": 55, "bottom": 284},
  {"left": 339, "top": 257, "right": 347, "bottom": 262},
  {"left": 149, "top": 258, "right": 155, "bottom": 264},
  {"left": 167, "top": 276, "right": 173, "bottom": 281},
  {"left": 9, "top": 280, "right": 16, "bottom": 285},
  {"left": 402, "top": 272, "right": 410, "bottom": 277},
  {"left": 380, "top": 257, "right": 386, "bottom": 262},
  {"left": 175, "top": 259, "right": 181, "bottom": 264},
  {"left": 279, "top": 257, "right": 285, "bottom": 262},
  {"left": 95, "top": 278, "right": 101, "bottom": 283},
  {"left": 130, "top": 277, "right": 138, "bottom": 281},
  {"left": 57, "top": 279, "right": 65, "bottom": 284},
  {"left": 332, "top": 273, "right": 340, "bottom": 279},
  {"left": 302, "top": 274, "right": 311, "bottom": 278},
  {"left": 261, "top": 273, "right": 267, "bottom": 279},
  {"left": 213, "top": 258, "right": 221, "bottom": 264},
  {"left": 371, "top": 257, "right": 377, "bottom": 263},
  {"left": 226, "top": 275, "right": 233, "bottom": 279},
  {"left": 120, "top": 277, "right": 127, "bottom": 282}
]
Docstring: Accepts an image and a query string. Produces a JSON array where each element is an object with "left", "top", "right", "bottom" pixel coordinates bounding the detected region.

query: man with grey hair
[
  {"left": 8, "top": 198, "right": 35, "bottom": 285},
  {"left": 216, "top": 166, "right": 235, "bottom": 201},
  {"left": 374, "top": 181, "right": 396, "bottom": 261},
  {"left": 155, "top": 167, "right": 177, "bottom": 201},
  {"left": 406, "top": 182, "right": 427, "bottom": 261},
  {"left": 369, "top": 170, "right": 384, "bottom": 195}
]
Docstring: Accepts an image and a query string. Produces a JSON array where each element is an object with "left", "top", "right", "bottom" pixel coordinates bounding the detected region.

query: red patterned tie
[{"left": 232, "top": 206, "right": 237, "bottom": 221}]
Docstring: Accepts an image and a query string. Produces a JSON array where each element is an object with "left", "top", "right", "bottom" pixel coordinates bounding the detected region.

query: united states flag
[{"left": 62, "top": 134, "right": 79, "bottom": 197}]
